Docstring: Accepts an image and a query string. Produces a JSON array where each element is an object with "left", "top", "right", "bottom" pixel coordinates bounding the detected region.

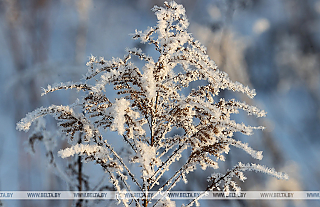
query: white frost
[
  {"left": 58, "top": 143, "right": 107, "bottom": 159},
  {"left": 109, "top": 98, "right": 130, "bottom": 135}
]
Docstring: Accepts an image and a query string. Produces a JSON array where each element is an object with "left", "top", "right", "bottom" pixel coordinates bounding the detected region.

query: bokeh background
[{"left": 0, "top": 0, "right": 320, "bottom": 206}]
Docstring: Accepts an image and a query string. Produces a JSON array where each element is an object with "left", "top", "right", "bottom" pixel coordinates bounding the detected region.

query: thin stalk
[{"left": 76, "top": 134, "right": 83, "bottom": 207}]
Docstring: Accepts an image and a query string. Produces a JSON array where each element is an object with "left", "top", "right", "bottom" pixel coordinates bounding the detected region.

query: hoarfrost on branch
[{"left": 16, "top": 1, "right": 288, "bottom": 207}]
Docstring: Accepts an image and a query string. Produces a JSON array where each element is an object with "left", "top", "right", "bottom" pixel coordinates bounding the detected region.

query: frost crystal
[
  {"left": 16, "top": 1, "right": 287, "bottom": 207},
  {"left": 109, "top": 98, "right": 131, "bottom": 135}
]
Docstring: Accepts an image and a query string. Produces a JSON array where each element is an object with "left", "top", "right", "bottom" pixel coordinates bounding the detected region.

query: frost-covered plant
[{"left": 17, "top": 1, "right": 287, "bottom": 207}]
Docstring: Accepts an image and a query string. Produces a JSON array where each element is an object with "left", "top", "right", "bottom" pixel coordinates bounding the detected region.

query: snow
[
  {"left": 108, "top": 98, "right": 130, "bottom": 135},
  {"left": 58, "top": 143, "right": 107, "bottom": 159}
]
